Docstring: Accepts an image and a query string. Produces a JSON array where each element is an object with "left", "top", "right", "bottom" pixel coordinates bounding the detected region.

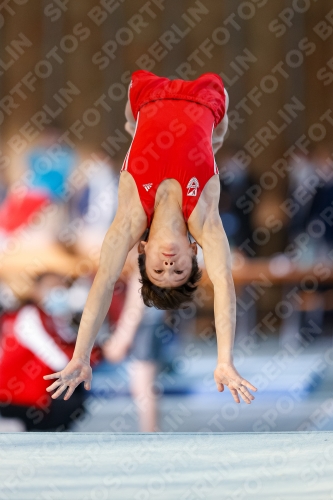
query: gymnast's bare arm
[
  {"left": 102, "top": 246, "right": 145, "bottom": 363},
  {"left": 43, "top": 176, "right": 146, "bottom": 400},
  {"left": 191, "top": 203, "right": 257, "bottom": 404}
]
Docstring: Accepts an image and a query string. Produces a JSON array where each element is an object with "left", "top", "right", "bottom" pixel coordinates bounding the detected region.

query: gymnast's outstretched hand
[
  {"left": 214, "top": 362, "right": 257, "bottom": 404},
  {"left": 43, "top": 357, "right": 92, "bottom": 400}
]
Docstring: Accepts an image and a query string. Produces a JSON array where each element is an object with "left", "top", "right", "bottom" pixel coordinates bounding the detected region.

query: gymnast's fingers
[
  {"left": 51, "top": 384, "right": 68, "bottom": 399},
  {"left": 238, "top": 386, "right": 252, "bottom": 404},
  {"left": 241, "top": 379, "right": 257, "bottom": 392},
  {"left": 230, "top": 388, "right": 240, "bottom": 404},
  {"left": 46, "top": 380, "right": 63, "bottom": 392},
  {"left": 63, "top": 386, "right": 76, "bottom": 401},
  {"left": 43, "top": 372, "right": 61, "bottom": 380},
  {"left": 238, "top": 384, "right": 255, "bottom": 401}
]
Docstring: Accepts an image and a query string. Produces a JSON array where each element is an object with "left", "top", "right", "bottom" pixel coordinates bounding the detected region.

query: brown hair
[{"left": 138, "top": 253, "right": 202, "bottom": 310}]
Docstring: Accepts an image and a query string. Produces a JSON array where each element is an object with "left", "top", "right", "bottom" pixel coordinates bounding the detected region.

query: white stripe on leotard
[
  {"left": 211, "top": 122, "right": 219, "bottom": 175},
  {"left": 121, "top": 110, "right": 141, "bottom": 172}
]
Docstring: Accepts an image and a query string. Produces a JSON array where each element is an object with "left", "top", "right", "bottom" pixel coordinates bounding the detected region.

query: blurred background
[{"left": 0, "top": 0, "right": 333, "bottom": 432}]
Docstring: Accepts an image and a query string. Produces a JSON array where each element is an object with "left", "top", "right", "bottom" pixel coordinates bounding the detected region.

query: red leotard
[{"left": 121, "top": 70, "right": 226, "bottom": 227}]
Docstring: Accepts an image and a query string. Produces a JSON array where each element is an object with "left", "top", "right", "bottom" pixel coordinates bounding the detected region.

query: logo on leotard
[
  {"left": 187, "top": 177, "right": 199, "bottom": 197},
  {"left": 143, "top": 183, "right": 153, "bottom": 191}
]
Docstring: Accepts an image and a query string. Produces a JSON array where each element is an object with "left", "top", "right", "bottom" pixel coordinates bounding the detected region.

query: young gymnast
[{"left": 44, "top": 70, "right": 257, "bottom": 406}]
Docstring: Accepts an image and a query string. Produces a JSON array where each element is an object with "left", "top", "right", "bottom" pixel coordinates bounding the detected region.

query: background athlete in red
[{"left": 44, "top": 71, "right": 258, "bottom": 406}]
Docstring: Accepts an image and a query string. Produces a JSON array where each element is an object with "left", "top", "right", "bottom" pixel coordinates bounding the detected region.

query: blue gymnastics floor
[{"left": 0, "top": 432, "right": 332, "bottom": 500}]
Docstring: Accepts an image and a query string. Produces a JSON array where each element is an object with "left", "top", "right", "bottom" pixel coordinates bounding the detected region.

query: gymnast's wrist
[
  {"left": 217, "top": 351, "right": 233, "bottom": 364},
  {"left": 72, "top": 351, "right": 91, "bottom": 364}
]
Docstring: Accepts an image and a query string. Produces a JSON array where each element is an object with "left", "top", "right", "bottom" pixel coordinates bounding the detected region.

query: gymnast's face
[{"left": 138, "top": 235, "right": 197, "bottom": 287}]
